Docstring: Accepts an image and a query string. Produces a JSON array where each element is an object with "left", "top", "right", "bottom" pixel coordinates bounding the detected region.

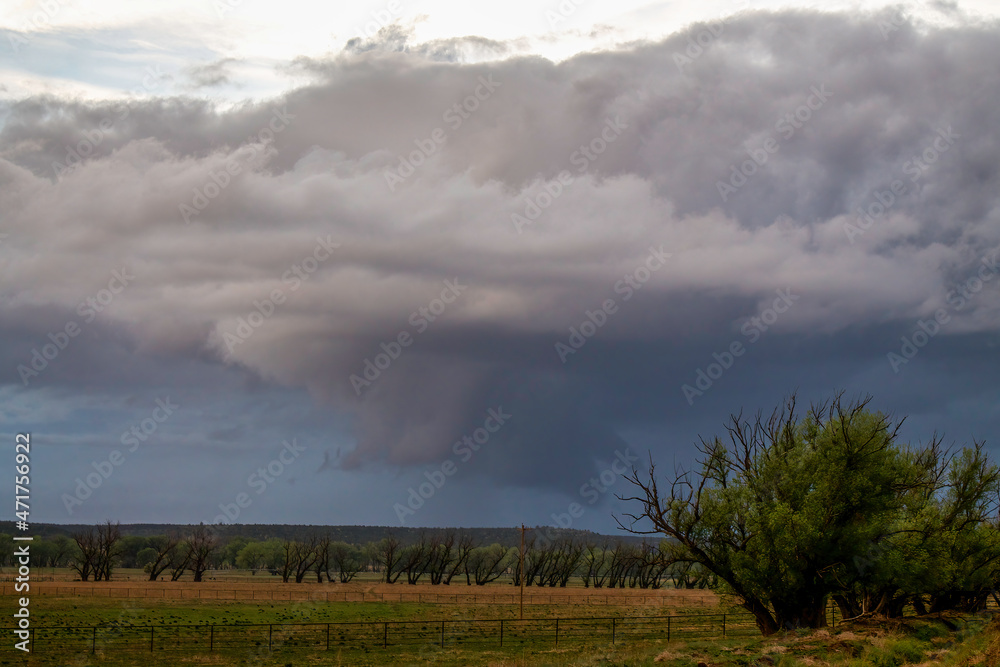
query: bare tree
[
  {"left": 426, "top": 532, "right": 455, "bottom": 585},
  {"left": 446, "top": 534, "right": 475, "bottom": 585},
  {"left": 605, "top": 542, "right": 633, "bottom": 589},
  {"left": 313, "top": 536, "right": 331, "bottom": 583},
  {"left": 373, "top": 535, "right": 405, "bottom": 584},
  {"left": 465, "top": 544, "right": 510, "bottom": 585},
  {"left": 540, "top": 539, "right": 583, "bottom": 588},
  {"left": 279, "top": 541, "right": 296, "bottom": 583},
  {"left": 581, "top": 542, "right": 612, "bottom": 588},
  {"left": 635, "top": 541, "right": 670, "bottom": 589},
  {"left": 400, "top": 533, "right": 433, "bottom": 585},
  {"left": 293, "top": 539, "right": 319, "bottom": 583},
  {"left": 146, "top": 535, "right": 181, "bottom": 581},
  {"left": 94, "top": 520, "right": 123, "bottom": 581},
  {"left": 185, "top": 525, "right": 217, "bottom": 582},
  {"left": 425, "top": 532, "right": 475, "bottom": 585},
  {"left": 70, "top": 528, "right": 99, "bottom": 581}
]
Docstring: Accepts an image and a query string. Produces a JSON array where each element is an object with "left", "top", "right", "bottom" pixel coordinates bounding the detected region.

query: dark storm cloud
[{"left": 2, "top": 7, "right": 1000, "bottom": 499}]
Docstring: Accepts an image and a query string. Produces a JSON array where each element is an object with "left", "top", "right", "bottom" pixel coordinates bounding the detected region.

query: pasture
[{"left": 2, "top": 572, "right": 998, "bottom": 665}]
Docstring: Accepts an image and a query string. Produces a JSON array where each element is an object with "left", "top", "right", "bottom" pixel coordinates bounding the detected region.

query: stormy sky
[{"left": 2, "top": 0, "right": 999, "bottom": 534}]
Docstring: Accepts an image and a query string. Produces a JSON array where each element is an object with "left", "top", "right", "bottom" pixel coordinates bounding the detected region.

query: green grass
[
  {"left": 5, "top": 595, "right": 997, "bottom": 666},
  {"left": 4, "top": 595, "right": 740, "bottom": 666}
]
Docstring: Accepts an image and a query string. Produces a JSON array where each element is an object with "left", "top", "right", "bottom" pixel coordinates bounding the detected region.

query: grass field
[{"left": 3, "top": 573, "right": 999, "bottom": 665}]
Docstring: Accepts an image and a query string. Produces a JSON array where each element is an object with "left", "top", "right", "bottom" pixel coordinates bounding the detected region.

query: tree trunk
[{"left": 742, "top": 597, "right": 780, "bottom": 636}]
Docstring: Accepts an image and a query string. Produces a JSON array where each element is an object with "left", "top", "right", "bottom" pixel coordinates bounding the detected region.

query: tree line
[{"left": 6, "top": 524, "right": 712, "bottom": 590}]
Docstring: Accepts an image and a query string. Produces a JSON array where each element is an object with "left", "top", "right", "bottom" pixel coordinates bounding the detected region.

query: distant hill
[{"left": 25, "top": 523, "right": 651, "bottom": 547}]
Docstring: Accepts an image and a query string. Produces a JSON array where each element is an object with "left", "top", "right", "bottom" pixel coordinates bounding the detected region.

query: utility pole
[{"left": 519, "top": 524, "right": 525, "bottom": 620}]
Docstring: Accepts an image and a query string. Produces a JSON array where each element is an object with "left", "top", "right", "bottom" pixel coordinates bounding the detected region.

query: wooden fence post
[
  {"left": 92, "top": 626, "right": 96, "bottom": 654},
  {"left": 555, "top": 619, "right": 559, "bottom": 646},
  {"left": 383, "top": 622, "right": 388, "bottom": 648},
  {"left": 150, "top": 626, "right": 154, "bottom": 652},
  {"left": 667, "top": 616, "right": 671, "bottom": 643},
  {"left": 612, "top": 618, "right": 616, "bottom": 644},
  {"left": 210, "top": 625, "right": 214, "bottom": 651},
  {"left": 500, "top": 619, "right": 503, "bottom": 647}
]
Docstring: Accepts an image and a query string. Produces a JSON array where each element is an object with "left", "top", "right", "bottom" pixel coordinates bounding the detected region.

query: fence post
[
  {"left": 210, "top": 625, "right": 214, "bottom": 651},
  {"left": 500, "top": 619, "right": 503, "bottom": 647},
  {"left": 667, "top": 616, "right": 671, "bottom": 643},
  {"left": 326, "top": 623, "right": 330, "bottom": 650},
  {"left": 150, "top": 626, "right": 154, "bottom": 652},
  {"left": 383, "top": 622, "right": 388, "bottom": 648},
  {"left": 268, "top": 624, "right": 272, "bottom": 651},
  {"left": 92, "top": 626, "right": 96, "bottom": 654},
  {"left": 555, "top": 618, "right": 559, "bottom": 646},
  {"left": 722, "top": 614, "right": 726, "bottom": 639},
  {"left": 441, "top": 620, "right": 445, "bottom": 648},
  {"left": 612, "top": 618, "right": 615, "bottom": 645}
]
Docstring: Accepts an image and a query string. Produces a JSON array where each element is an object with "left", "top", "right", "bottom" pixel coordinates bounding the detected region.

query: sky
[{"left": 1, "top": 0, "right": 999, "bottom": 536}]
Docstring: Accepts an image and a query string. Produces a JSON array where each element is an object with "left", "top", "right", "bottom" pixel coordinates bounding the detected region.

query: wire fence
[{"left": 2, "top": 610, "right": 782, "bottom": 655}]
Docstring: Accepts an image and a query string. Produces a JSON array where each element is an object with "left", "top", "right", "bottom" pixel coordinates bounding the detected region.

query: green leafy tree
[
  {"left": 620, "top": 394, "right": 923, "bottom": 634},
  {"left": 135, "top": 547, "right": 158, "bottom": 570},
  {"left": 329, "top": 541, "right": 364, "bottom": 583},
  {"left": 236, "top": 540, "right": 269, "bottom": 574},
  {"left": 118, "top": 536, "right": 149, "bottom": 568},
  {"left": 832, "top": 439, "right": 1000, "bottom": 617},
  {"left": 222, "top": 536, "right": 250, "bottom": 569}
]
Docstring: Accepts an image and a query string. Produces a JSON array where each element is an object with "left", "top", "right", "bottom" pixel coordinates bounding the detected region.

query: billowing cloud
[{"left": 2, "top": 7, "right": 999, "bottom": 523}]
